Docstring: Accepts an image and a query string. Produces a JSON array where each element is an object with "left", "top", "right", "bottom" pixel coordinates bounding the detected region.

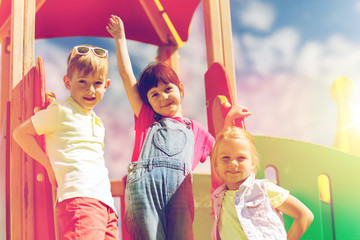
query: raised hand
[
  {"left": 106, "top": 15, "right": 125, "bottom": 39},
  {"left": 224, "top": 104, "right": 251, "bottom": 128}
]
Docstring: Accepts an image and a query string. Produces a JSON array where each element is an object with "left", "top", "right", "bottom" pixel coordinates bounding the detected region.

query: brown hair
[
  {"left": 211, "top": 127, "right": 259, "bottom": 184},
  {"left": 137, "top": 62, "right": 183, "bottom": 105},
  {"left": 66, "top": 44, "right": 108, "bottom": 79}
]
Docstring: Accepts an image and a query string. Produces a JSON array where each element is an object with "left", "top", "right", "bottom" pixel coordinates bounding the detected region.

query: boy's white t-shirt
[{"left": 31, "top": 97, "right": 116, "bottom": 212}]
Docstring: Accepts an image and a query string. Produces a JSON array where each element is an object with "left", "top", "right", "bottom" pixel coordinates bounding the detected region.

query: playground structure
[{"left": 1, "top": 0, "right": 360, "bottom": 239}]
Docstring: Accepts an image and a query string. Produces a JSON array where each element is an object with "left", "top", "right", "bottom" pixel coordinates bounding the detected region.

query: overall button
[{"left": 128, "top": 164, "right": 134, "bottom": 170}]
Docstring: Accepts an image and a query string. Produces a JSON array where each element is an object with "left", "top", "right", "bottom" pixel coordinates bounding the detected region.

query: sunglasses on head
[{"left": 74, "top": 46, "right": 108, "bottom": 58}]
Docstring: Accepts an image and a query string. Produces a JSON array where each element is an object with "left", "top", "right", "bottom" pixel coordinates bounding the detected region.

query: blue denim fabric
[{"left": 125, "top": 118, "right": 195, "bottom": 240}]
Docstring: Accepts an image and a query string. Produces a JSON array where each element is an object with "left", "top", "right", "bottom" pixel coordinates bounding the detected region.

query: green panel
[
  {"left": 192, "top": 136, "right": 360, "bottom": 239},
  {"left": 254, "top": 136, "right": 360, "bottom": 239},
  {"left": 319, "top": 200, "right": 334, "bottom": 240}
]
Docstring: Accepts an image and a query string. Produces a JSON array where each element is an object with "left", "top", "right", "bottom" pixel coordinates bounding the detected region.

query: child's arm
[
  {"left": 106, "top": 15, "right": 143, "bottom": 116},
  {"left": 13, "top": 119, "right": 57, "bottom": 187},
  {"left": 277, "top": 194, "right": 314, "bottom": 240}
]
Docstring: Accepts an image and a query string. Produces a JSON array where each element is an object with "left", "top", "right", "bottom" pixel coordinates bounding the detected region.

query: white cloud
[
  {"left": 127, "top": 41, "right": 158, "bottom": 71},
  {"left": 296, "top": 34, "right": 360, "bottom": 85},
  {"left": 295, "top": 41, "right": 324, "bottom": 79},
  {"left": 232, "top": 35, "right": 247, "bottom": 72},
  {"left": 237, "top": 27, "right": 360, "bottom": 87},
  {"left": 238, "top": 0, "right": 275, "bottom": 32},
  {"left": 240, "top": 27, "right": 300, "bottom": 75},
  {"left": 233, "top": 27, "right": 360, "bottom": 146},
  {"left": 355, "top": 0, "right": 360, "bottom": 12},
  {"left": 178, "top": 7, "right": 209, "bottom": 124},
  {"left": 35, "top": 40, "right": 69, "bottom": 100}
]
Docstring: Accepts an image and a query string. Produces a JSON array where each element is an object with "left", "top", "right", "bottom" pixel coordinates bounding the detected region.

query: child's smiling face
[
  {"left": 147, "top": 81, "right": 183, "bottom": 118},
  {"left": 215, "top": 137, "right": 255, "bottom": 190},
  {"left": 64, "top": 70, "right": 110, "bottom": 111}
]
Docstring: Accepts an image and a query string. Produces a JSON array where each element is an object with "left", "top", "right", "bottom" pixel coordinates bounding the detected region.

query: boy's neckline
[{"left": 67, "top": 96, "right": 93, "bottom": 115}]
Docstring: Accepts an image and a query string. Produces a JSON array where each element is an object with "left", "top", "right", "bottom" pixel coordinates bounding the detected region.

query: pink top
[{"left": 131, "top": 104, "right": 214, "bottom": 170}]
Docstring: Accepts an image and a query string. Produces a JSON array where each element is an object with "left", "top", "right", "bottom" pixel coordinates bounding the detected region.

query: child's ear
[
  {"left": 104, "top": 79, "right": 111, "bottom": 90},
  {"left": 251, "top": 162, "right": 256, "bottom": 173},
  {"left": 179, "top": 82, "right": 184, "bottom": 99},
  {"left": 63, "top": 75, "right": 71, "bottom": 90}
]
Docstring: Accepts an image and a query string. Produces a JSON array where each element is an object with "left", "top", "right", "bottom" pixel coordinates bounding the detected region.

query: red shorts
[{"left": 56, "top": 197, "right": 119, "bottom": 240}]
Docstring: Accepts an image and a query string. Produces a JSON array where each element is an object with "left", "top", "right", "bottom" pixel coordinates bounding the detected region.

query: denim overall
[{"left": 125, "top": 117, "right": 195, "bottom": 240}]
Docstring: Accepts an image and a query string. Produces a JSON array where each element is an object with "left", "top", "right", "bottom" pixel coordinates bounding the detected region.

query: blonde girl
[{"left": 211, "top": 126, "right": 314, "bottom": 240}]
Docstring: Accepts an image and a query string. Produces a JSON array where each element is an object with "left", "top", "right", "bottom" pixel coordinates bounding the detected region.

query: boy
[{"left": 13, "top": 45, "right": 119, "bottom": 240}]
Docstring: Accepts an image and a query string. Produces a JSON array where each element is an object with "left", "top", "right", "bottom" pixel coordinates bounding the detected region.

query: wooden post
[
  {"left": 9, "top": 1, "right": 25, "bottom": 239},
  {"left": 202, "top": 0, "right": 237, "bottom": 104},
  {"left": 0, "top": 36, "right": 11, "bottom": 126},
  {"left": 157, "top": 45, "right": 179, "bottom": 75},
  {"left": 9, "top": 0, "right": 36, "bottom": 239},
  {"left": 203, "top": 0, "right": 240, "bottom": 190},
  {"left": 202, "top": 0, "right": 223, "bottom": 67},
  {"left": 218, "top": 0, "right": 236, "bottom": 101}
]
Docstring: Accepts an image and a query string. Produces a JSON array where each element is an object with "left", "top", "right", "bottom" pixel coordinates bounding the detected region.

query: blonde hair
[
  {"left": 211, "top": 127, "right": 259, "bottom": 184},
  {"left": 66, "top": 44, "right": 108, "bottom": 78}
]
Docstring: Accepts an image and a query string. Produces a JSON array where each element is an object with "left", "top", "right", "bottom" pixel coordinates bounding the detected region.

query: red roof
[{"left": 0, "top": 0, "right": 201, "bottom": 46}]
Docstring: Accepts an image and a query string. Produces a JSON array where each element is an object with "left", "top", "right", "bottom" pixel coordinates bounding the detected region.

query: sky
[{"left": 31, "top": 0, "right": 360, "bottom": 179}]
